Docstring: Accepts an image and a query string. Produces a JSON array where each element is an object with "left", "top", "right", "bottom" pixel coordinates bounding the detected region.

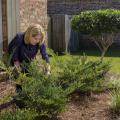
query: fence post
[
  {"left": 0, "top": 0, "right": 2, "bottom": 58},
  {"left": 49, "top": 14, "right": 72, "bottom": 53},
  {"left": 47, "top": 15, "right": 52, "bottom": 48},
  {"left": 65, "top": 15, "right": 71, "bottom": 53}
]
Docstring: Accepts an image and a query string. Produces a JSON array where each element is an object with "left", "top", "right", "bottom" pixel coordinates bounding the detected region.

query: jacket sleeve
[
  {"left": 8, "top": 33, "right": 22, "bottom": 62},
  {"left": 40, "top": 44, "right": 49, "bottom": 63}
]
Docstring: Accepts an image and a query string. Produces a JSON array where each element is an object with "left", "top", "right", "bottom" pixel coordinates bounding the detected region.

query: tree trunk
[{"left": 101, "top": 50, "right": 106, "bottom": 61}]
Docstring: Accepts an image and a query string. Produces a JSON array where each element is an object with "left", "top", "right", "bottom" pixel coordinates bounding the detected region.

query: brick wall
[
  {"left": 20, "top": 0, "right": 47, "bottom": 32},
  {"left": 48, "top": 0, "right": 120, "bottom": 15}
]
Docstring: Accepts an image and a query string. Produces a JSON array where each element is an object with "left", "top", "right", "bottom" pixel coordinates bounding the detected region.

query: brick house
[
  {"left": 48, "top": 0, "right": 120, "bottom": 52},
  {"left": 1, "top": 0, "right": 120, "bottom": 56}
]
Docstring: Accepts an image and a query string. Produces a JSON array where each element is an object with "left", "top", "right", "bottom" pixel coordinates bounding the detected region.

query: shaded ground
[{"left": 78, "top": 48, "right": 120, "bottom": 57}]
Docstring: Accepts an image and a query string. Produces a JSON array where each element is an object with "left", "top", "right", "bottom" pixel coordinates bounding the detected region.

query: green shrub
[
  {"left": 58, "top": 56, "right": 110, "bottom": 93},
  {"left": 79, "top": 60, "right": 110, "bottom": 92},
  {"left": 111, "top": 89, "right": 120, "bottom": 113},
  {"left": 71, "top": 9, "right": 120, "bottom": 35},
  {"left": 7, "top": 52, "right": 110, "bottom": 118},
  {"left": 0, "top": 60, "right": 13, "bottom": 81},
  {"left": 0, "top": 109, "right": 38, "bottom": 120},
  {"left": 14, "top": 63, "right": 67, "bottom": 119}
]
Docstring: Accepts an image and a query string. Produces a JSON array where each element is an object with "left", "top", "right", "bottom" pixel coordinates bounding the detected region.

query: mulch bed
[
  {"left": 0, "top": 81, "right": 16, "bottom": 112},
  {"left": 59, "top": 91, "right": 120, "bottom": 120}
]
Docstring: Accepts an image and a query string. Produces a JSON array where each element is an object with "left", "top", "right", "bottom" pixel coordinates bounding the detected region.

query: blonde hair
[{"left": 24, "top": 24, "right": 45, "bottom": 45}]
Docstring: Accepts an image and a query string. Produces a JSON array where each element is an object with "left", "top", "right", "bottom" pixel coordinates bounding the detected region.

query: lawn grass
[
  {"left": 80, "top": 49, "right": 120, "bottom": 74},
  {"left": 86, "top": 56, "right": 120, "bottom": 75},
  {"left": 61, "top": 48, "right": 120, "bottom": 75}
]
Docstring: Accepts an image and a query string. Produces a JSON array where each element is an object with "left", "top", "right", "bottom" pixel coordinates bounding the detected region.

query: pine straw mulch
[
  {"left": 59, "top": 91, "right": 120, "bottom": 120},
  {"left": 0, "top": 81, "right": 16, "bottom": 112}
]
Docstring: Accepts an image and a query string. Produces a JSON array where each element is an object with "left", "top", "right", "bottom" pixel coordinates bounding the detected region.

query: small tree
[{"left": 71, "top": 9, "right": 120, "bottom": 61}]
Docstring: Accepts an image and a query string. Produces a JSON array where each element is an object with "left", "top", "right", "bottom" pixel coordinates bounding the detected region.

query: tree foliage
[{"left": 71, "top": 9, "right": 120, "bottom": 60}]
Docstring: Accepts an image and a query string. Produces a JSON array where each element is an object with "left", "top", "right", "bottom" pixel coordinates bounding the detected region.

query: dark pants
[{"left": 16, "top": 84, "right": 22, "bottom": 93}]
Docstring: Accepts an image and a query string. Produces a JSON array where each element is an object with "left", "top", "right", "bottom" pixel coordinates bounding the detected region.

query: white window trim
[
  {"left": 0, "top": 0, "right": 3, "bottom": 58},
  {"left": 7, "top": 0, "right": 20, "bottom": 44}
]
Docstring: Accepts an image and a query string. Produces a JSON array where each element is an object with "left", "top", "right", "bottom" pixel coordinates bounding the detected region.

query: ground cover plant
[
  {"left": 0, "top": 109, "right": 38, "bottom": 120},
  {"left": 0, "top": 50, "right": 120, "bottom": 119}
]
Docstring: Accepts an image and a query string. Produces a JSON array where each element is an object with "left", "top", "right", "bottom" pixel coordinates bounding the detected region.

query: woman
[
  {"left": 8, "top": 24, "right": 50, "bottom": 73},
  {"left": 8, "top": 24, "right": 50, "bottom": 92}
]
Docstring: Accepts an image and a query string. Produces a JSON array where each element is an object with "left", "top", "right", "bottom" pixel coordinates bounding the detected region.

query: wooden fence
[
  {"left": 48, "top": 14, "right": 120, "bottom": 53},
  {"left": 48, "top": 14, "right": 82, "bottom": 53}
]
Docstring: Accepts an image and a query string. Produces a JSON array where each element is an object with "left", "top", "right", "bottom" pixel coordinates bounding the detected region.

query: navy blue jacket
[{"left": 8, "top": 32, "right": 49, "bottom": 65}]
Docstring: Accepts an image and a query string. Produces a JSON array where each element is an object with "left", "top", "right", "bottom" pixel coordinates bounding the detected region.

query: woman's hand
[
  {"left": 46, "top": 63, "right": 51, "bottom": 75},
  {"left": 14, "top": 61, "right": 20, "bottom": 67},
  {"left": 14, "top": 61, "right": 21, "bottom": 73}
]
